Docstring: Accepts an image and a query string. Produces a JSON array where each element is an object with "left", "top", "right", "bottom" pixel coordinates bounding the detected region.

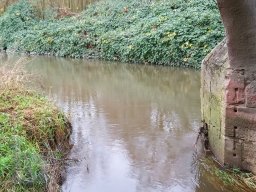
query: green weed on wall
[{"left": 0, "top": 0, "right": 224, "bottom": 68}]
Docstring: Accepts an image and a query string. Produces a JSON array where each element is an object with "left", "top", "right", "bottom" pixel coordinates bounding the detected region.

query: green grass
[
  {"left": 0, "top": 86, "right": 71, "bottom": 191},
  {"left": 201, "top": 157, "right": 256, "bottom": 191},
  {"left": 0, "top": 0, "right": 224, "bottom": 68}
]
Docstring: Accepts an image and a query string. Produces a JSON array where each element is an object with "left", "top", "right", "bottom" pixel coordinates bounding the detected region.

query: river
[{"left": 0, "top": 54, "right": 249, "bottom": 192}]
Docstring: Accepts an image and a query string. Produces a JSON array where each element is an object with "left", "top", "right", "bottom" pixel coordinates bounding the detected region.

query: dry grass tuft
[{"left": 0, "top": 58, "right": 32, "bottom": 92}]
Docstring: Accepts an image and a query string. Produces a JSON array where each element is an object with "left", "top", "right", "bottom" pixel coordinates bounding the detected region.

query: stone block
[
  {"left": 242, "top": 141, "right": 256, "bottom": 173},
  {"left": 247, "top": 129, "right": 256, "bottom": 142},
  {"left": 225, "top": 106, "right": 256, "bottom": 142},
  {"left": 225, "top": 137, "right": 242, "bottom": 168},
  {"left": 225, "top": 70, "right": 245, "bottom": 105},
  {"left": 245, "top": 80, "right": 256, "bottom": 108}
]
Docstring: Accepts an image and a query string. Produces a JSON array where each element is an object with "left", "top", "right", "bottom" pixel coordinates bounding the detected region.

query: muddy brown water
[{"left": 0, "top": 54, "right": 248, "bottom": 192}]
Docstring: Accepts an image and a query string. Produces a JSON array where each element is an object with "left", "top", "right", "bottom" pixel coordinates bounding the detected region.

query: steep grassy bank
[
  {"left": 0, "top": 64, "right": 71, "bottom": 191},
  {"left": 0, "top": 0, "right": 224, "bottom": 68}
]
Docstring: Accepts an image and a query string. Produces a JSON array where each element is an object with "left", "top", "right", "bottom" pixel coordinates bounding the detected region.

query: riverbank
[
  {"left": 201, "top": 157, "right": 256, "bottom": 192},
  {"left": 0, "top": 0, "right": 224, "bottom": 68},
  {"left": 0, "top": 64, "right": 71, "bottom": 191}
]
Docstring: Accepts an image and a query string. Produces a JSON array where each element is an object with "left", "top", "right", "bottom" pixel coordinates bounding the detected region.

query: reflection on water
[
  {"left": 31, "top": 57, "right": 201, "bottom": 192},
  {"left": 0, "top": 54, "right": 246, "bottom": 192}
]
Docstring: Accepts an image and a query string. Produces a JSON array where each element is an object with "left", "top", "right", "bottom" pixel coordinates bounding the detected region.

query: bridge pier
[
  {"left": 202, "top": 39, "right": 256, "bottom": 174},
  {"left": 202, "top": 0, "right": 256, "bottom": 174}
]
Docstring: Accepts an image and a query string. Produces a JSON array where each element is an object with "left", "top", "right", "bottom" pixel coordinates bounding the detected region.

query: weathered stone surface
[
  {"left": 201, "top": 39, "right": 256, "bottom": 174},
  {"left": 225, "top": 137, "right": 243, "bottom": 167},
  {"left": 242, "top": 141, "right": 256, "bottom": 173},
  {"left": 225, "top": 70, "right": 245, "bottom": 105},
  {"left": 201, "top": 39, "right": 227, "bottom": 165},
  {"left": 245, "top": 81, "right": 256, "bottom": 108}
]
